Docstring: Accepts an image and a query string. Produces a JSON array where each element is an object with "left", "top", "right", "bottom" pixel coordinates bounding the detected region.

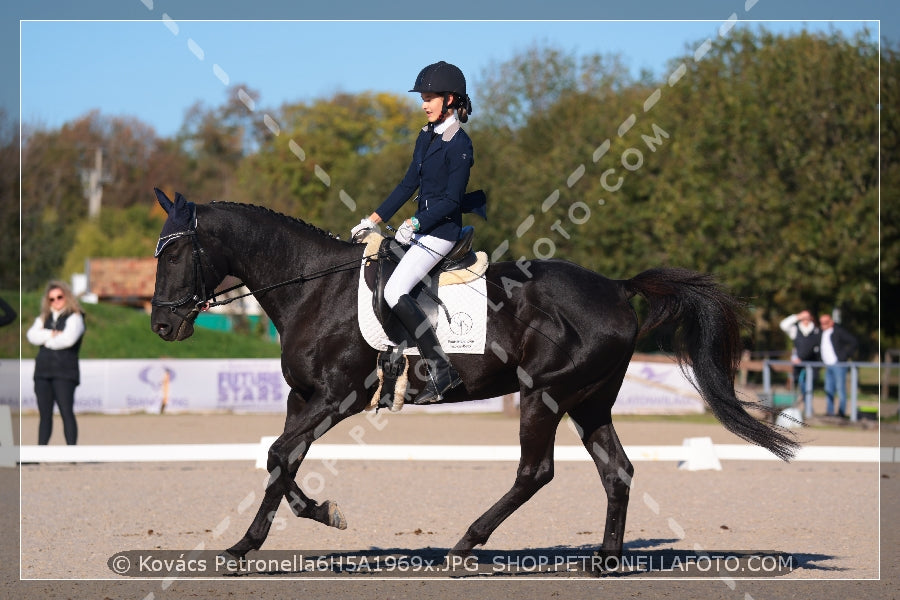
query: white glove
[
  {"left": 395, "top": 220, "right": 415, "bottom": 245},
  {"left": 350, "top": 218, "right": 376, "bottom": 240}
]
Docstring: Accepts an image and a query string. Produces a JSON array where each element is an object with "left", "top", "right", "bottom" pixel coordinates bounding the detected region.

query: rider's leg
[{"left": 384, "top": 235, "right": 461, "bottom": 403}]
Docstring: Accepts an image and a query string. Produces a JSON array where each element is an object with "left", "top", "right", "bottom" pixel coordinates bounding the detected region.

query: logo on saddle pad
[
  {"left": 449, "top": 312, "right": 474, "bottom": 336},
  {"left": 357, "top": 233, "right": 488, "bottom": 355}
]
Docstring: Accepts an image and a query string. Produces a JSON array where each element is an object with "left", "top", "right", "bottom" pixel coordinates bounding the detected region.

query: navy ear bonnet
[{"left": 154, "top": 188, "right": 196, "bottom": 257}]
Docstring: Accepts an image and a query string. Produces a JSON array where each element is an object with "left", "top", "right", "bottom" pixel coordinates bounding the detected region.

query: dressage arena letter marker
[{"left": 677, "top": 437, "right": 723, "bottom": 471}]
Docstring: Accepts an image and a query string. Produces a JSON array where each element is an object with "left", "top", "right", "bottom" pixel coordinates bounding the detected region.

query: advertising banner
[
  {"left": 613, "top": 360, "right": 704, "bottom": 414},
  {"left": 11, "top": 358, "right": 703, "bottom": 415},
  {"left": 18, "top": 359, "right": 287, "bottom": 414}
]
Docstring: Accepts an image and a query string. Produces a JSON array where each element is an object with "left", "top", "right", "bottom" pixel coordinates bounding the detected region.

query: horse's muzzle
[{"left": 151, "top": 311, "right": 195, "bottom": 341}]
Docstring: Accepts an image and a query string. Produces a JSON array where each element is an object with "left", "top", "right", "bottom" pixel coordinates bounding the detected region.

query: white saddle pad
[{"left": 357, "top": 253, "right": 487, "bottom": 355}]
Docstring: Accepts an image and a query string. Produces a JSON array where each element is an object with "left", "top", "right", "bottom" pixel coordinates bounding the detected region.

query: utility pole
[{"left": 82, "top": 147, "right": 110, "bottom": 219}]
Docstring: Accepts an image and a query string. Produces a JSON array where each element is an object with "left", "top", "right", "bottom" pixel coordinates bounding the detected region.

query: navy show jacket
[{"left": 375, "top": 119, "right": 474, "bottom": 242}]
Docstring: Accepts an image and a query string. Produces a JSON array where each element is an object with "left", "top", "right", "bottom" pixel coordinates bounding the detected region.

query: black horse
[{"left": 149, "top": 189, "right": 797, "bottom": 566}]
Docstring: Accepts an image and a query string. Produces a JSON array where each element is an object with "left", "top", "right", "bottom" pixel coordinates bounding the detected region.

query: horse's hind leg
[
  {"left": 450, "top": 390, "right": 562, "bottom": 556},
  {"left": 568, "top": 402, "right": 633, "bottom": 567}
]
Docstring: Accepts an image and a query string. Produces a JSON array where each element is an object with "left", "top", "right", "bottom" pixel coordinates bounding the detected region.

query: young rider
[{"left": 351, "top": 61, "right": 474, "bottom": 403}]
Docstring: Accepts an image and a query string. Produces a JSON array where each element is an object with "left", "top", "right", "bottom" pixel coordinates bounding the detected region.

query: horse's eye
[{"left": 167, "top": 254, "right": 179, "bottom": 265}]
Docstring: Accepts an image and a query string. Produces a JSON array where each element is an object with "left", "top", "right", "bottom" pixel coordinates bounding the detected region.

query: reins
[
  {"left": 203, "top": 251, "right": 382, "bottom": 309},
  {"left": 152, "top": 220, "right": 379, "bottom": 318}
]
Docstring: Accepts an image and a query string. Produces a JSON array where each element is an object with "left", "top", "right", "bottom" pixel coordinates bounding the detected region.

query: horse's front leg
[
  {"left": 270, "top": 431, "right": 347, "bottom": 530},
  {"left": 223, "top": 458, "right": 299, "bottom": 560},
  {"left": 224, "top": 387, "right": 362, "bottom": 559}
]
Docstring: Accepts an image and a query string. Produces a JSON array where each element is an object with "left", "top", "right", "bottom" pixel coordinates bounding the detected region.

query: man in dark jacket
[
  {"left": 818, "top": 313, "right": 859, "bottom": 418},
  {"left": 779, "top": 310, "right": 821, "bottom": 403}
]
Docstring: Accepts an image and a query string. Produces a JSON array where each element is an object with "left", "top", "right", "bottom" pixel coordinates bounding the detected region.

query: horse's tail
[{"left": 622, "top": 267, "right": 799, "bottom": 461}]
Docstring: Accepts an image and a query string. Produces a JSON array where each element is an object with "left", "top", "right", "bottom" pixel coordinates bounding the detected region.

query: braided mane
[{"left": 209, "top": 201, "right": 343, "bottom": 241}]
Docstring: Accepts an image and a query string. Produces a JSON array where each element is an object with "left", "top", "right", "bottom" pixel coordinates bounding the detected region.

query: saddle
[
  {"left": 362, "top": 225, "right": 481, "bottom": 344},
  {"left": 360, "top": 226, "right": 485, "bottom": 411}
]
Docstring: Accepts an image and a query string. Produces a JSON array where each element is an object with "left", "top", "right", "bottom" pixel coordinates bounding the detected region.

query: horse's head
[{"left": 150, "top": 188, "right": 222, "bottom": 341}]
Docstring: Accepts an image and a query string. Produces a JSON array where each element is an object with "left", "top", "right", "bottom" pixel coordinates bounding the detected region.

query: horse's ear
[
  {"left": 174, "top": 192, "right": 188, "bottom": 208},
  {"left": 154, "top": 188, "right": 174, "bottom": 214}
]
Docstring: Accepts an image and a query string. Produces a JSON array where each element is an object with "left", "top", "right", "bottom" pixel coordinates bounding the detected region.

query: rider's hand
[
  {"left": 350, "top": 218, "right": 376, "bottom": 241},
  {"left": 395, "top": 220, "right": 415, "bottom": 245}
]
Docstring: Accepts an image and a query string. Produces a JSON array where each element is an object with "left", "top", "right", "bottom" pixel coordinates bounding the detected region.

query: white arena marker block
[
  {"left": 775, "top": 407, "right": 804, "bottom": 429},
  {"left": 0, "top": 405, "right": 14, "bottom": 467},
  {"left": 677, "top": 436, "right": 722, "bottom": 471}
]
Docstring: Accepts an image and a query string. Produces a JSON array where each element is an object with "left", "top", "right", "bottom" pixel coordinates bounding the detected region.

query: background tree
[
  {"left": 0, "top": 109, "right": 18, "bottom": 290},
  {"left": 881, "top": 43, "right": 900, "bottom": 348},
  {"left": 235, "top": 91, "right": 422, "bottom": 234},
  {"left": 20, "top": 116, "right": 92, "bottom": 291},
  {"left": 60, "top": 205, "right": 165, "bottom": 276},
  {"left": 471, "top": 45, "right": 641, "bottom": 262},
  {"left": 174, "top": 85, "right": 262, "bottom": 203},
  {"left": 20, "top": 110, "right": 194, "bottom": 290},
  {"left": 646, "top": 28, "right": 879, "bottom": 351}
]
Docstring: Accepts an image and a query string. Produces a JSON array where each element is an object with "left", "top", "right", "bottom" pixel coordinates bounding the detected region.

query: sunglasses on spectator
[{"left": 48, "top": 294, "right": 65, "bottom": 301}]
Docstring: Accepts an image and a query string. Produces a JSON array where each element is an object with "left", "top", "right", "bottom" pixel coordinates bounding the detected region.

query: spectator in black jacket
[
  {"left": 818, "top": 313, "right": 859, "bottom": 418},
  {"left": 26, "top": 281, "right": 85, "bottom": 444},
  {"left": 0, "top": 296, "right": 15, "bottom": 327}
]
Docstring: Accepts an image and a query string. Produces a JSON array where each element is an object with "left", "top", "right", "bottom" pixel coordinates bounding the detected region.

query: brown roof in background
[{"left": 88, "top": 257, "right": 157, "bottom": 299}]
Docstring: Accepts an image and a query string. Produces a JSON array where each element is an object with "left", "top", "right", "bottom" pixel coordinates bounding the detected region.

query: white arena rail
[{"left": 7, "top": 438, "right": 891, "bottom": 471}]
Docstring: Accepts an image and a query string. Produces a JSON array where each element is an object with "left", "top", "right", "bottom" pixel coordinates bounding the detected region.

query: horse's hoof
[
  {"left": 445, "top": 547, "right": 477, "bottom": 572},
  {"left": 448, "top": 534, "right": 478, "bottom": 557},
  {"left": 325, "top": 500, "right": 347, "bottom": 530},
  {"left": 591, "top": 548, "right": 618, "bottom": 576},
  {"left": 219, "top": 548, "right": 245, "bottom": 564}
]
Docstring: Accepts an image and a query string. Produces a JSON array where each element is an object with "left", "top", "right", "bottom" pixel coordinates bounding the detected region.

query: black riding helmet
[{"left": 410, "top": 61, "right": 473, "bottom": 120}]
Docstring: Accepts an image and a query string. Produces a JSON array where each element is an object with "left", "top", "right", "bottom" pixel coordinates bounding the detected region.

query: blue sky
[{"left": 20, "top": 19, "right": 877, "bottom": 138}]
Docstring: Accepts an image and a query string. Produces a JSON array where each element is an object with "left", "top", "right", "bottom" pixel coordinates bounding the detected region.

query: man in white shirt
[{"left": 818, "top": 314, "right": 859, "bottom": 418}]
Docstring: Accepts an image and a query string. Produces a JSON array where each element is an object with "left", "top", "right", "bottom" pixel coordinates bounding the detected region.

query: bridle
[
  {"left": 150, "top": 215, "right": 376, "bottom": 331},
  {"left": 151, "top": 229, "right": 219, "bottom": 330}
]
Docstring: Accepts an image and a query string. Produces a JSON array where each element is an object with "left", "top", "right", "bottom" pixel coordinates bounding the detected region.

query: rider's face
[{"left": 421, "top": 92, "right": 452, "bottom": 123}]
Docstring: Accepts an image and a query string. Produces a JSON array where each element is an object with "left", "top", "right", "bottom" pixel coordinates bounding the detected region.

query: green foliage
[
  {"left": 646, "top": 28, "right": 879, "bottom": 350},
  {"left": 18, "top": 110, "right": 195, "bottom": 290},
  {"left": 0, "top": 110, "right": 18, "bottom": 290},
  {"left": 61, "top": 205, "right": 166, "bottom": 279},
  {"left": 174, "top": 85, "right": 260, "bottom": 203},
  {"left": 881, "top": 43, "right": 900, "bottom": 347},
  {"left": 13, "top": 290, "right": 280, "bottom": 359},
  {"left": 473, "top": 27, "right": 881, "bottom": 355},
  {"left": 235, "top": 92, "right": 422, "bottom": 235},
  {"left": 476, "top": 43, "right": 634, "bottom": 130},
  {"left": 20, "top": 120, "right": 87, "bottom": 291}
]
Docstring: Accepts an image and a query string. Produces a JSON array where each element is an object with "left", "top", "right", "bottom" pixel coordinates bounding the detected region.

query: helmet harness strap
[{"left": 441, "top": 92, "right": 452, "bottom": 117}]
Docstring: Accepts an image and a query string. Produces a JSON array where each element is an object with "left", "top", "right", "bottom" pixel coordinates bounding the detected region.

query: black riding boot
[{"left": 392, "top": 294, "right": 462, "bottom": 403}]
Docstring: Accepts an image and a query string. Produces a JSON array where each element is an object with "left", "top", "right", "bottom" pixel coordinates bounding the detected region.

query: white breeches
[{"left": 384, "top": 234, "right": 455, "bottom": 308}]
